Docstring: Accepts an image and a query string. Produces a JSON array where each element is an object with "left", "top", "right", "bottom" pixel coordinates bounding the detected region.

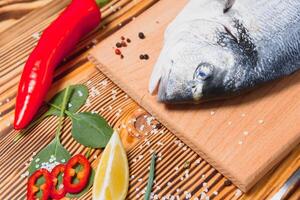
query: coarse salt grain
[
  {"left": 32, "top": 32, "right": 40, "bottom": 40},
  {"left": 200, "top": 192, "right": 206, "bottom": 200},
  {"left": 238, "top": 141, "right": 243, "bottom": 145},
  {"left": 139, "top": 125, "right": 145, "bottom": 131},
  {"left": 258, "top": 119, "right": 264, "bottom": 124},
  {"left": 210, "top": 111, "right": 215, "bottom": 115},
  {"left": 235, "top": 189, "right": 242, "bottom": 197},
  {"left": 195, "top": 159, "right": 201, "bottom": 164},
  {"left": 243, "top": 131, "right": 249, "bottom": 135}
]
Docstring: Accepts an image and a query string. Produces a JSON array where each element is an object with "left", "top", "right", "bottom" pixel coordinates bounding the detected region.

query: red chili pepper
[
  {"left": 63, "top": 154, "right": 91, "bottom": 193},
  {"left": 14, "top": 0, "right": 102, "bottom": 130},
  {"left": 27, "top": 169, "right": 52, "bottom": 200},
  {"left": 50, "top": 164, "right": 66, "bottom": 199}
]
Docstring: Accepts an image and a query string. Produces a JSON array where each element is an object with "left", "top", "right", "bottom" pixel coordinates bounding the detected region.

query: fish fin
[
  {"left": 223, "top": 0, "right": 235, "bottom": 13},
  {"left": 149, "top": 46, "right": 171, "bottom": 94},
  {"left": 149, "top": 67, "right": 162, "bottom": 94}
]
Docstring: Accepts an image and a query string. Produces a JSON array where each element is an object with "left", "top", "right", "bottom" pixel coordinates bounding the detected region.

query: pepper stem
[
  {"left": 95, "top": 0, "right": 109, "bottom": 8},
  {"left": 55, "top": 86, "right": 70, "bottom": 139}
]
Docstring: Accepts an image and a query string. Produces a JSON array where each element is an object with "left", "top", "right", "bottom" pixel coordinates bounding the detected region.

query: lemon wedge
[{"left": 92, "top": 131, "right": 129, "bottom": 200}]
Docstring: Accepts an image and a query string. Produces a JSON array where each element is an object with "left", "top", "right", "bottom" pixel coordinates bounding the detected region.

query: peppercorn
[
  {"left": 115, "top": 48, "right": 121, "bottom": 55},
  {"left": 138, "top": 32, "right": 145, "bottom": 39},
  {"left": 120, "top": 54, "right": 124, "bottom": 59},
  {"left": 144, "top": 54, "right": 149, "bottom": 60},
  {"left": 139, "top": 54, "right": 145, "bottom": 60},
  {"left": 121, "top": 41, "right": 127, "bottom": 47},
  {"left": 126, "top": 38, "right": 131, "bottom": 43},
  {"left": 121, "top": 36, "right": 125, "bottom": 40},
  {"left": 224, "top": 180, "right": 232, "bottom": 186},
  {"left": 116, "top": 42, "right": 122, "bottom": 48}
]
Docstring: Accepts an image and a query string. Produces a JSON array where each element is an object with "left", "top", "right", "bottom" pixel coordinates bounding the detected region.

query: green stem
[
  {"left": 144, "top": 153, "right": 156, "bottom": 200},
  {"left": 55, "top": 86, "right": 70, "bottom": 139},
  {"left": 95, "top": 0, "right": 110, "bottom": 8},
  {"left": 48, "top": 103, "right": 75, "bottom": 118},
  {"left": 85, "top": 148, "right": 92, "bottom": 158}
]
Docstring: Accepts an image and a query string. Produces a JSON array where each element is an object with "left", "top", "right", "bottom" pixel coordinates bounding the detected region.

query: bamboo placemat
[{"left": 0, "top": 0, "right": 299, "bottom": 199}]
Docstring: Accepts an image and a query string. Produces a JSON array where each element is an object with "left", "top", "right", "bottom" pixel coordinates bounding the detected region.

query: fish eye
[{"left": 194, "top": 63, "right": 214, "bottom": 81}]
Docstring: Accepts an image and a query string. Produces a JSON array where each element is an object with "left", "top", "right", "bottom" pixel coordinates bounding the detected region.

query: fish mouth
[{"left": 157, "top": 70, "right": 196, "bottom": 104}]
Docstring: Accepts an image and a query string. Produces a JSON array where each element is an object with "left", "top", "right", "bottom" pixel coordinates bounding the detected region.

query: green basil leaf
[
  {"left": 66, "top": 169, "right": 95, "bottom": 198},
  {"left": 71, "top": 112, "right": 113, "bottom": 148},
  {"left": 46, "top": 85, "right": 88, "bottom": 116},
  {"left": 28, "top": 137, "right": 71, "bottom": 175}
]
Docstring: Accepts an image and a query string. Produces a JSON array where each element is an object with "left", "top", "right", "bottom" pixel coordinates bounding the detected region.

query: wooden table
[{"left": 0, "top": 0, "right": 299, "bottom": 199}]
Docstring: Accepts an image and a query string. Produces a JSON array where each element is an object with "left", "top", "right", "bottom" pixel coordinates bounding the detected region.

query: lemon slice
[{"left": 92, "top": 131, "right": 129, "bottom": 200}]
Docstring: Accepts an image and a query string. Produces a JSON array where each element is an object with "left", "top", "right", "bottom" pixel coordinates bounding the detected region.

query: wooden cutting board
[{"left": 89, "top": 0, "right": 300, "bottom": 192}]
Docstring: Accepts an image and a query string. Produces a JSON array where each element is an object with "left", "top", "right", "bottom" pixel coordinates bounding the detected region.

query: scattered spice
[
  {"left": 121, "top": 41, "right": 127, "bottom": 47},
  {"left": 121, "top": 36, "right": 125, "bottom": 40},
  {"left": 116, "top": 42, "right": 122, "bottom": 48},
  {"left": 140, "top": 54, "right": 145, "bottom": 60},
  {"left": 120, "top": 54, "right": 124, "bottom": 59},
  {"left": 144, "top": 153, "right": 156, "bottom": 200},
  {"left": 155, "top": 123, "right": 162, "bottom": 129},
  {"left": 224, "top": 180, "right": 232, "bottom": 186},
  {"left": 139, "top": 54, "right": 149, "bottom": 60},
  {"left": 138, "top": 32, "right": 146, "bottom": 39},
  {"left": 115, "top": 48, "right": 121, "bottom": 55},
  {"left": 126, "top": 38, "right": 131, "bottom": 43}
]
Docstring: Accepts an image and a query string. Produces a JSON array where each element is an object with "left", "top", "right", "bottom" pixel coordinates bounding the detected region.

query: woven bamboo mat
[{"left": 0, "top": 0, "right": 299, "bottom": 199}]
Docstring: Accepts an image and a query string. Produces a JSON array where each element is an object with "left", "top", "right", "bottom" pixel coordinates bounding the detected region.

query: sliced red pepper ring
[
  {"left": 63, "top": 154, "right": 91, "bottom": 193},
  {"left": 50, "top": 164, "right": 66, "bottom": 199},
  {"left": 27, "top": 168, "right": 52, "bottom": 200}
]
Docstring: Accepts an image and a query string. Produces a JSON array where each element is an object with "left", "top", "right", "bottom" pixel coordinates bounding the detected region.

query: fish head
[{"left": 154, "top": 20, "right": 240, "bottom": 103}]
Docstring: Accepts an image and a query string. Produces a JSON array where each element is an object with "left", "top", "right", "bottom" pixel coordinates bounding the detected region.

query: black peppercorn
[
  {"left": 116, "top": 42, "right": 122, "bottom": 48},
  {"left": 139, "top": 54, "right": 145, "bottom": 60},
  {"left": 138, "top": 32, "right": 145, "bottom": 39}
]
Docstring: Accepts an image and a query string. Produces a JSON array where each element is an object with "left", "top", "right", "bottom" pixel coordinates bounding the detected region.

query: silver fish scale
[{"left": 149, "top": 0, "right": 300, "bottom": 103}]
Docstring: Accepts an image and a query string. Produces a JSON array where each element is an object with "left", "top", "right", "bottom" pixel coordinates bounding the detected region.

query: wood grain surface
[
  {"left": 0, "top": 0, "right": 53, "bottom": 33},
  {"left": 0, "top": 0, "right": 299, "bottom": 199},
  {"left": 89, "top": 0, "right": 300, "bottom": 192}
]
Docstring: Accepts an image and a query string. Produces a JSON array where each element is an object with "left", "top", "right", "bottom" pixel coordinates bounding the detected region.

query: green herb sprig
[
  {"left": 15, "top": 84, "right": 113, "bottom": 148},
  {"left": 25, "top": 84, "right": 113, "bottom": 198},
  {"left": 144, "top": 153, "right": 157, "bottom": 200}
]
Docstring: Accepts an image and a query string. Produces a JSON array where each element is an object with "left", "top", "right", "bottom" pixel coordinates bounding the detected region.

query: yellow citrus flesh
[{"left": 93, "top": 132, "right": 129, "bottom": 200}]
